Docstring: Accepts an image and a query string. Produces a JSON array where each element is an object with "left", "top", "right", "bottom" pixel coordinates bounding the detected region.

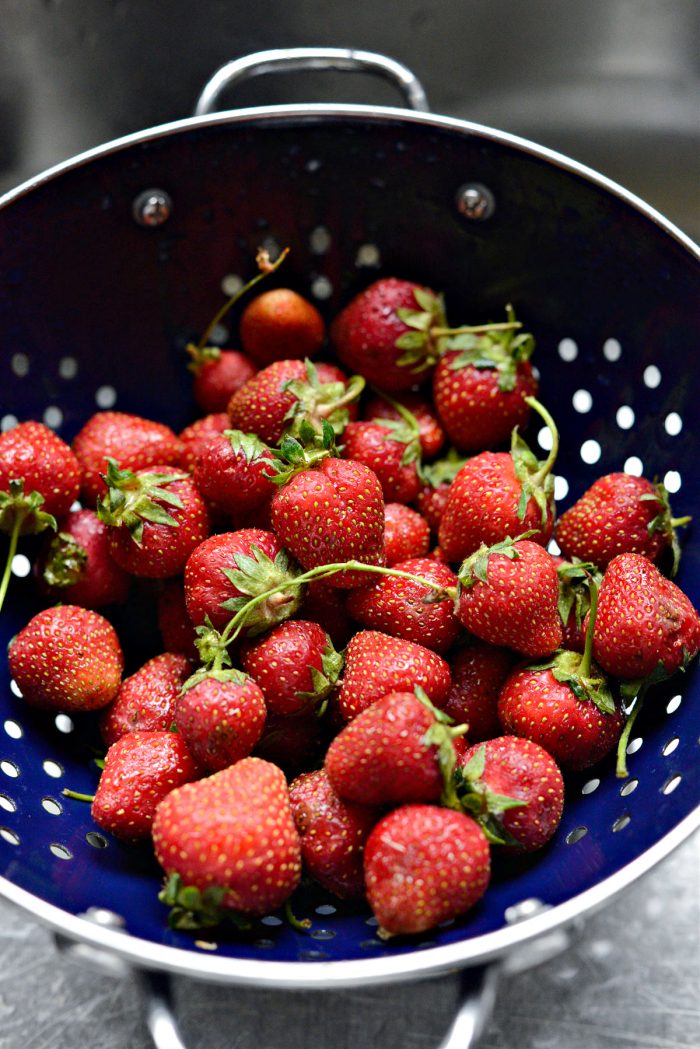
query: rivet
[
  {"left": 132, "top": 189, "right": 173, "bottom": 227},
  {"left": 456, "top": 182, "right": 496, "bottom": 221}
]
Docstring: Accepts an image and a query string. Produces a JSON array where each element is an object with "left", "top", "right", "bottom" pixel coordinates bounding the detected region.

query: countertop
[{"left": 0, "top": 831, "right": 697, "bottom": 1049}]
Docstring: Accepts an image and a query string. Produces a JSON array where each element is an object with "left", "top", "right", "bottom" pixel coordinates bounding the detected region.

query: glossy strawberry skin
[
  {"left": 346, "top": 557, "right": 460, "bottom": 654},
  {"left": 498, "top": 662, "right": 624, "bottom": 770},
  {"left": 192, "top": 350, "right": 257, "bottom": 414},
  {"left": 178, "top": 413, "right": 230, "bottom": 472},
  {"left": 337, "top": 630, "right": 452, "bottom": 721},
  {"left": 593, "top": 553, "right": 700, "bottom": 680},
  {"left": 456, "top": 540, "right": 563, "bottom": 659},
  {"left": 0, "top": 420, "right": 82, "bottom": 518},
  {"left": 8, "top": 604, "right": 124, "bottom": 712},
  {"left": 363, "top": 391, "right": 446, "bottom": 459},
  {"left": 240, "top": 619, "right": 340, "bottom": 716},
  {"left": 35, "top": 508, "right": 131, "bottom": 609},
  {"left": 99, "top": 651, "right": 193, "bottom": 746},
  {"left": 289, "top": 768, "right": 378, "bottom": 899},
  {"left": 270, "top": 458, "right": 386, "bottom": 588},
  {"left": 152, "top": 757, "right": 302, "bottom": 916},
  {"left": 383, "top": 503, "right": 431, "bottom": 565},
  {"left": 174, "top": 674, "right": 267, "bottom": 772},
  {"left": 442, "top": 641, "right": 517, "bottom": 741},
  {"left": 92, "top": 730, "right": 201, "bottom": 840},
  {"left": 341, "top": 420, "right": 422, "bottom": 504},
  {"left": 432, "top": 353, "right": 537, "bottom": 453},
  {"left": 363, "top": 804, "right": 491, "bottom": 936},
  {"left": 71, "top": 411, "right": 183, "bottom": 507},
  {"left": 439, "top": 452, "right": 555, "bottom": 562},
  {"left": 239, "top": 288, "right": 325, "bottom": 367},
  {"left": 193, "top": 431, "right": 275, "bottom": 516},
  {"left": 414, "top": 481, "right": 452, "bottom": 535}
]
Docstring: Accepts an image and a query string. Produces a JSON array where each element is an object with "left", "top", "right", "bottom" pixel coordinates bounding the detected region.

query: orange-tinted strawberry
[
  {"left": 174, "top": 669, "right": 267, "bottom": 772},
  {"left": 336, "top": 630, "right": 452, "bottom": 721},
  {"left": 289, "top": 768, "right": 378, "bottom": 899},
  {"left": 91, "top": 730, "right": 200, "bottom": 840},
  {"left": 0, "top": 420, "right": 82, "bottom": 520},
  {"left": 35, "top": 507, "right": 131, "bottom": 609},
  {"left": 187, "top": 346, "right": 257, "bottom": 414},
  {"left": 153, "top": 757, "right": 302, "bottom": 923},
  {"left": 8, "top": 604, "right": 124, "bottom": 711},
  {"left": 99, "top": 651, "right": 193, "bottom": 746},
  {"left": 240, "top": 619, "right": 343, "bottom": 716},
  {"left": 178, "top": 413, "right": 230, "bottom": 472},
  {"left": 239, "top": 287, "right": 326, "bottom": 367},
  {"left": 363, "top": 803, "right": 490, "bottom": 936},
  {"left": 442, "top": 640, "right": 517, "bottom": 741},
  {"left": 382, "top": 502, "right": 431, "bottom": 565}
]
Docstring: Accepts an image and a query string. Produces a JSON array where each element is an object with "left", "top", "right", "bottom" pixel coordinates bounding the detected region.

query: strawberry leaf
[{"left": 0, "top": 480, "right": 57, "bottom": 537}]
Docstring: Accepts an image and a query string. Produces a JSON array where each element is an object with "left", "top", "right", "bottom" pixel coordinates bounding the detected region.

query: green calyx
[
  {"left": 264, "top": 418, "right": 338, "bottom": 486},
  {"left": 640, "top": 482, "right": 692, "bottom": 577},
  {"left": 96, "top": 459, "right": 188, "bottom": 545},
  {"left": 282, "top": 358, "right": 365, "bottom": 442},
  {"left": 556, "top": 559, "right": 603, "bottom": 636},
  {"left": 445, "top": 304, "right": 535, "bottom": 392},
  {"left": 0, "top": 479, "right": 57, "bottom": 537},
  {"left": 186, "top": 341, "right": 222, "bottom": 374},
  {"left": 457, "top": 531, "right": 539, "bottom": 590},
  {"left": 180, "top": 665, "right": 251, "bottom": 694},
  {"left": 394, "top": 287, "right": 449, "bottom": 372},
  {"left": 369, "top": 390, "right": 424, "bottom": 472},
  {"left": 295, "top": 641, "right": 345, "bottom": 714},
  {"left": 453, "top": 746, "right": 526, "bottom": 847},
  {"left": 420, "top": 447, "right": 469, "bottom": 490},
  {"left": 159, "top": 872, "right": 251, "bottom": 932},
  {"left": 223, "top": 429, "right": 271, "bottom": 464},
  {"left": 511, "top": 396, "right": 559, "bottom": 530},
  {"left": 414, "top": 686, "right": 468, "bottom": 811},
  {"left": 42, "top": 531, "right": 88, "bottom": 589},
  {"left": 218, "top": 543, "right": 304, "bottom": 639}
]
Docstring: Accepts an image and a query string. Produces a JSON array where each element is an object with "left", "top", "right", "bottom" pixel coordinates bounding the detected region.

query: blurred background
[{"left": 1, "top": 0, "right": 698, "bottom": 238}]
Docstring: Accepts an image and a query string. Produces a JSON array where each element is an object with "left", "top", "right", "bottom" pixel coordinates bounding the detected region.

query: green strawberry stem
[
  {"left": 283, "top": 898, "right": 312, "bottom": 932},
  {"left": 196, "top": 246, "right": 290, "bottom": 351},
  {"left": 0, "top": 510, "right": 24, "bottom": 615},
  {"left": 62, "top": 788, "right": 95, "bottom": 803},
  {"left": 615, "top": 687, "right": 647, "bottom": 779},
  {"left": 524, "top": 396, "right": 559, "bottom": 487},
  {"left": 431, "top": 320, "right": 522, "bottom": 338},
  {"left": 577, "top": 572, "right": 599, "bottom": 681}
]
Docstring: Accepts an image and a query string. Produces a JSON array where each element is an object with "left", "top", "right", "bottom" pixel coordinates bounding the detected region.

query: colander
[{"left": 0, "top": 49, "right": 698, "bottom": 1049}]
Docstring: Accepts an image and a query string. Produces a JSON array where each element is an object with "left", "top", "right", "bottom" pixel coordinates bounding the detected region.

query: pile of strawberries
[{"left": 2, "top": 252, "right": 699, "bottom": 941}]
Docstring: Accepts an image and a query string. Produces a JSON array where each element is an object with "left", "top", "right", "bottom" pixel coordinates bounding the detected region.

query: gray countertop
[{"left": 0, "top": 832, "right": 697, "bottom": 1049}]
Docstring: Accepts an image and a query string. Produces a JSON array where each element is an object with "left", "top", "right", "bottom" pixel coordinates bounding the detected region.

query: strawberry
[
  {"left": 71, "top": 411, "right": 183, "bottom": 507},
  {"left": 97, "top": 461, "right": 211, "bottom": 579},
  {"left": 0, "top": 420, "right": 82, "bottom": 519},
  {"left": 336, "top": 630, "right": 452, "bottom": 721},
  {"left": 183, "top": 528, "right": 302, "bottom": 634},
  {"left": 438, "top": 399, "right": 558, "bottom": 562},
  {"left": 556, "top": 474, "right": 690, "bottom": 574},
  {"left": 363, "top": 390, "right": 446, "bottom": 459},
  {"left": 341, "top": 417, "right": 423, "bottom": 504},
  {"left": 299, "top": 578, "right": 353, "bottom": 648},
  {"left": 554, "top": 557, "right": 602, "bottom": 654},
  {"left": 8, "top": 604, "right": 124, "bottom": 711},
  {"left": 442, "top": 640, "right": 517, "bottom": 741},
  {"left": 35, "top": 507, "right": 131, "bottom": 609},
  {"left": 239, "top": 287, "right": 326, "bottom": 367},
  {"left": 593, "top": 552, "right": 700, "bottom": 681},
  {"left": 330, "top": 278, "right": 447, "bottom": 392},
  {"left": 178, "top": 413, "right": 230, "bottom": 472},
  {"left": 193, "top": 429, "right": 275, "bottom": 517},
  {"left": 455, "top": 736, "right": 564, "bottom": 851},
  {"left": 383, "top": 502, "right": 431, "bottom": 565},
  {"left": 174, "top": 669, "right": 267, "bottom": 772},
  {"left": 253, "top": 709, "right": 326, "bottom": 779},
  {"left": 187, "top": 346, "right": 257, "bottom": 414},
  {"left": 325, "top": 689, "right": 466, "bottom": 807},
  {"left": 346, "top": 556, "right": 461, "bottom": 654},
  {"left": 153, "top": 757, "right": 302, "bottom": 923},
  {"left": 363, "top": 803, "right": 490, "bottom": 936},
  {"left": 289, "top": 768, "right": 378, "bottom": 899},
  {"left": 455, "top": 537, "right": 563, "bottom": 658},
  {"left": 157, "top": 578, "right": 199, "bottom": 660},
  {"left": 90, "top": 730, "right": 200, "bottom": 840},
  {"left": 99, "top": 651, "right": 193, "bottom": 746},
  {"left": 432, "top": 307, "right": 538, "bottom": 452},
  {"left": 413, "top": 450, "right": 469, "bottom": 535},
  {"left": 270, "top": 457, "right": 386, "bottom": 588},
  {"left": 240, "top": 619, "right": 343, "bottom": 716}
]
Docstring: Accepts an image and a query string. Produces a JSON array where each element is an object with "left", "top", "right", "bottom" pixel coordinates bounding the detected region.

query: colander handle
[{"left": 194, "top": 47, "right": 430, "bottom": 116}]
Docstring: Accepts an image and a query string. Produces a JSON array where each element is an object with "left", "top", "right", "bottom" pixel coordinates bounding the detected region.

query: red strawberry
[
  {"left": 152, "top": 757, "right": 302, "bottom": 922},
  {"left": 184, "top": 528, "right": 302, "bottom": 634},
  {"left": 432, "top": 309, "right": 538, "bottom": 452},
  {"left": 98, "top": 462, "right": 211, "bottom": 579},
  {"left": 270, "top": 457, "right": 386, "bottom": 589},
  {"left": 289, "top": 768, "right": 378, "bottom": 899},
  {"left": 157, "top": 578, "right": 199, "bottom": 660},
  {"left": 253, "top": 709, "right": 326, "bottom": 780},
  {"left": 413, "top": 450, "right": 469, "bottom": 535},
  {"left": 71, "top": 411, "right": 183, "bottom": 507},
  {"left": 439, "top": 435, "right": 556, "bottom": 563},
  {"left": 240, "top": 619, "right": 343, "bottom": 716},
  {"left": 363, "top": 390, "right": 446, "bottom": 459},
  {"left": 455, "top": 736, "right": 564, "bottom": 851},
  {"left": 442, "top": 640, "right": 517, "bottom": 741},
  {"left": 174, "top": 669, "right": 267, "bottom": 772},
  {"left": 330, "top": 278, "right": 446, "bottom": 392},
  {"left": 193, "top": 429, "right": 275, "bottom": 517},
  {"left": 91, "top": 730, "right": 200, "bottom": 840},
  {"left": 554, "top": 557, "right": 602, "bottom": 654},
  {"left": 35, "top": 507, "right": 131, "bottom": 609},
  {"left": 593, "top": 553, "right": 700, "bottom": 681},
  {"left": 556, "top": 474, "right": 690, "bottom": 574},
  {"left": 8, "top": 604, "right": 124, "bottom": 711},
  {"left": 0, "top": 420, "right": 82, "bottom": 519},
  {"left": 363, "top": 803, "right": 490, "bottom": 936},
  {"left": 178, "top": 413, "right": 230, "bottom": 472},
  {"left": 383, "top": 502, "right": 431, "bottom": 565},
  {"left": 99, "top": 651, "right": 193, "bottom": 746},
  {"left": 325, "top": 689, "right": 465, "bottom": 807},
  {"left": 239, "top": 287, "right": 326, "bottom": 367},
  {"left": 455, "top": 537, "right": 563, "bottom": 658},
  {"left": 187, "top": 346, "right": 257, "bottom": 414},
  {"left": 299, "top": 579, "right": 353, "bottom": 648},
  {"left": 341, "top": 418, "right": 423, "bottom": 504},
  {"left": 336, "top": 630, "right": 452, "bottom": 721},
  {"left": 346, "top": 557, "right": 460, "bottom": 654}
]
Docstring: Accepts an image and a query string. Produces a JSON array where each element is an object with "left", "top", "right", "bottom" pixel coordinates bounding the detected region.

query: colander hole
[
  {"left": 310, "top": 276, "right": 333, "bottom": 301},
  {"left": 10, "top": 554, "right": 31, "bottom": 578},
  {"left": 86, "top": 831, "right": 108, "bottom": 849},
  {"left": 54, "top": 714, "right": 74, "bottom": 734},
  {"left": 537, "top": 426, "right": 553, "bottom": 452},
  {"left": 664, "top": 470, "right": 682, "bottom": 493},
  {"left": 41, "top": 796, "right": 63, "bottom": 815},
  {"left": 42, "top": 759, "right": 64, "bottom": 779},
  {"left": 58, "top": 356, "right": 79, "bottom": 380},
  {"left": 10, "top": 353, "right": 29, "bottom": 377},
  {"left": 221, "top": 273, "right": 243, "bottom": 296},
  {"left": 365, "top": 915, "right": 379, "bottom": 926},
  {"left": 298, "top": 949, "right": 329, "bottom": 960},
  {"left": 260, "top": 915, "right": 283, "bottom": 926},
  {"left": 208, "top": 324, "right": 228, "bottom": 346},
  {"left": 612, "top": 814, "right": 631, "bottom": 833},
  {"left": 504, "top": 898, "right": 546, "bottom": 923},
  {"left": 95, "top": 385, "right": 117, "bottom": 409},
  {"left": 616, "top": 406, "right": 635, "bottom": 430},
  {"left": 356, "top": 243, "right": 381, "bottom": 268},
  {"left": 662, "top": 736, "right": 680, "bottom": 756},
  {"left": 547, "top": 537, "right": 562, "bottom": 556},
  {"left": 0, "top": 760, "right": 20, "bottom": 779},
  {"left": 310, "top": 928, "right": 336, "bottom": 941},
  {"left": 253, "top": 938, "right": 275, "bottom": 950},
  {"left": 665, "top": 412, "right": 683, "bottom": 436},
  {"left": 581, "top": 778, "right": 600, "bottom": 795},
  {"left": 572, "top": 390, "right": 593, "bottom": 413},
  {"left": 553, "top": 476, "right": 569, "bottom": 501},
  {"left": 557, "top": 338, "right": 578, "bottom": 362},
  {"left": 43, "top": 406, "right": 63, "bottom": 429},
  {"left": 49, "top": 843, "right": 72, "bottom": 860},
  {"left": 194, "top": 940, "right": 218, "bottom": 951},
  {"left": 643, "top": 365, "right": 662, "bottom": 388},
  {"left": 626, "top": 736, "right": 643, "bottom": 755},
  {"left": 0, "top": 794, "right": 17, "bottom": 813},
  {"left": 259, "top": 236, "right": 281, "bottom": 259},
  {"left": 602, "top": 338, "right": 622, "bottom": 362},
  {"left": 0, "top": 827, "right": 20, "bottom": 846},
  {"left": 3, "top": 719, "right": 22, "bottom": 740},
  {"left": 666, "top": 694, "right": 682, "bottom": 714},
  {"left": 309, "top": 226, "right": 331, "bottom": 255},
  {"left": 554, "top": 964, "right": 580, "bottom": 982},
  {"left": 314, "top": 904, "right": 337, "bottom": 916},
  {"left": 1, "top": 415, "right": 18, "bottom": 432},
  {"left": 661, "top": 774, "right": 682, "bottom": 795},
  {"left": 587, "top": 938, "right": 614, "bottom": 960},
  {"left": 580, "top": 439, "right": 601, "bottom": 465},
  {"left": 305, "top": 158, "right": 321, "bottom": 173},
  {"left": 565, "top": 826, "right": 588, "bottom": 844},
  {"left": 360, "top": 939, "right": 384, "bottom": 950},
  {"left": 619, "top": 778, "right": 638, "bottom": 796}
]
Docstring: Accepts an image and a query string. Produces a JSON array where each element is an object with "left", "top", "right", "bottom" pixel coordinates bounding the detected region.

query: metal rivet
[
  {"left": 132, "top": 189, "right": 173, "bottom": 227},
  {"left": 456, "top": 182, "right": 496, "bottom": 221}
]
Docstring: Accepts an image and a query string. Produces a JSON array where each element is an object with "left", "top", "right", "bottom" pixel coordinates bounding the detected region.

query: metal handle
[
  {"left": 140, "top": 965, "right": 498, "bottom": 1049},
  {"left": 194, "top": 47, "right": 430, "bottom": 116}
]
